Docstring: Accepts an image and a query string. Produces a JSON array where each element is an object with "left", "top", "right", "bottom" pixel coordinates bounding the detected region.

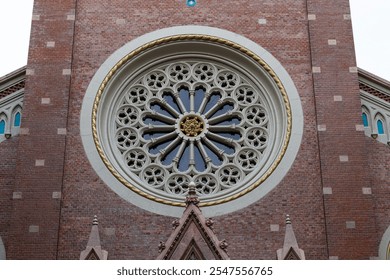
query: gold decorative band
[{"left": 91, "top": 34, "right": 292, "bottom": 207}]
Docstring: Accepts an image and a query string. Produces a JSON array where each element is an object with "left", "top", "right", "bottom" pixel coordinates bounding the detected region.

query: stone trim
[{"left": 379, "top": 226, "right": 390, "bottom": 259}]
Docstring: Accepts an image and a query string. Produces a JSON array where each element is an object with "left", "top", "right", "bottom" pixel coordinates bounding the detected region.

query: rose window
[
  {"left": 104, "top": 59, "right": 280, "bottom": 203},
  {"left": 82, "top": 29, "right": 302, "bottom": 216}
]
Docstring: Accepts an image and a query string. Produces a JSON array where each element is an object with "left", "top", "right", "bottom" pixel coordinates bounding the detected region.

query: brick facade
[
  {"left": 306, "top": 0, "right": 378, "bottom": 259},
  {"left": 1, "top": 0, "right": 388, "bottom": 259},
  {"left": 0, "top": 138, "right": 19, "bottom": 252},
  {"left": 6, "top": 0, "right": 77, "bottom": 259}
]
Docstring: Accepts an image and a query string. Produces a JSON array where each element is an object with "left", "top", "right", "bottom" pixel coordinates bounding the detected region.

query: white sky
[{"left": 0, "top": 0, "right": 389, "bottom": 80}]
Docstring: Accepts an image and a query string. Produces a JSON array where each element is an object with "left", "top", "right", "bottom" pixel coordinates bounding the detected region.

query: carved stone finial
[
  {"left": 158, "top": 241, "right": 166, "bottom": 253},
  {"left": 219, "top": 239, "right": 228, "bottom": 251},
  {"left": 277, "top": 214, "right": 305, "bottom": 260},
  {"left": 286, "top": 214, "right": 291, "bottom": 225},
  {"left": 185, "top": 181, "right": 199, "bottom": 206},
  {"left": 172, "top": 219, "right": 180, "bottom": 229},
  {"left": 80, "top": 215, "right": 108, "bottom": 260},
  {"left": 92, "top": 215, "right": 99, "bottom": 225},
  {"left": 206, "top": 218, "right": 214, "bottom": 230},
  {"left": 156, "top": 189, "right": 230, "bottom": 260},
  {"left": 188, "top": 181, "right": 196, "bottom": 193}
]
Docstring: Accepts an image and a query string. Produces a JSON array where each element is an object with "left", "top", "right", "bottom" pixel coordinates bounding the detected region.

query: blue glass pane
[
  {"left": 163, "top": 93, "right": 182, "bottom": 114},
  {"left": 143, "top": 132, "right": 166, "bottom": 141},
  {"left": 14, "top": 113, "right": 21, "bottom": 126},
  {"left": 149, "top": 140, "right": 172, "bottom": 155},
  {"left": 203, "top": 92, "right": 221, "bottom": 114},
  {"left": 209, "top": 139, "right": 235, "bottom": 155},
  {"left": 217, "top": 132, "right": 241, "bottom": 141},
  {"left": 194, "top": 88, "right": 205, "bottom": 112},
  {"left": 202, "top": 141, "right": 223, "bottom": 166},
  {"left": 377, "top": 120, "right": 385, "bottom": 134},
  {"left": 179, "top": 88, "right": 190, "bottom": 112},
  {"left": 161, "top": 143, "right": 181, "bottom": 166},
  {"left": 210, "top": 103, "right": 234, "bottom": 118},
  {"left": 0, "top": 120, "right": 5, "bottom": 134},
  {"left": 178, "top": 144, "right": 190, "bottom": 172},
  {"left": 14, "top": 112, "right": 21, "bottom": 127},
  {"left": 194, "top": 145, "right": 206, "bottom": 172},
  {"left": 216, "top": 117, "right": 241, "bottom": 125},
  {"left": 362, "top": 113, "right": 368, "bottom": 127},
  {"left": 150, "top": 104, "right": 175, "bottom": 118},
  {"left": 143, "top": 117, "right": 169, "bottom": 125}
]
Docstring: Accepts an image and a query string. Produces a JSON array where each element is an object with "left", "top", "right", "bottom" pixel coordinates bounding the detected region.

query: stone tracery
[{"left": 110, "top": 61, "right": 273, "bottom": 198}]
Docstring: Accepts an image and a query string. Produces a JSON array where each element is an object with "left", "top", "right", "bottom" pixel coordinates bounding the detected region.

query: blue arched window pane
[
  {"left": 14, "top": 112, "right": 21, "bottom": 127},
  {"left": 0, "top": 120, "right": 5, "bottom": 134},
  {"left": 377, "top": 120, "right": 385, "bottom": 134},
  {"left": 362, "top": 113, "right": 368, "bottom": 127}
]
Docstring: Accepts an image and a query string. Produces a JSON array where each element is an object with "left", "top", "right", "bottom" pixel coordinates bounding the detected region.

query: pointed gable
[
  {"left": 157, "top": 182, "right": 229, "bottom": 260},
  {"left": 277, "top": 215, "right": 305, "bottom": 260},
  {"left": 80, "top": 216, "right": 108, "bottom": 260}
]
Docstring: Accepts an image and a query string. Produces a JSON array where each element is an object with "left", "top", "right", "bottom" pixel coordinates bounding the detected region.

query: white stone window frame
[
  {"left": 81, "top": 26, "right": 303, "bottom": 217},
  {"left": 374, "top": 112, "right": 387, "bottom": 139},
  {"left": 361, "top": 91, "right": 390, "bottom": 145},
  {"left": 0, "top": 90, "right": 24, "bottom": 143}
]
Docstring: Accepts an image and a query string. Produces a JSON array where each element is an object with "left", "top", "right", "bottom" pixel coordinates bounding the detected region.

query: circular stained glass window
[
  {"left": 82, "top": 27, "right": 302, "bottom": 216},
  {"left": 111, "top": 60, "right": 271, "bottom": 198}
]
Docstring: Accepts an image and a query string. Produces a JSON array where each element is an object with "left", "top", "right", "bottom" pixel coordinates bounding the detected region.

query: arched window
[
  {"left": 362, "top": 113, "right": 369, "bottom": 127},
  {"left": 0, "top": 120, "right": 5, "bottom": 134},
  {"left": 377, "top": 119, "right": 385, "bottom": 134},
  {"left": 14, "top": 112, "right": 21, "bottom": 127}
]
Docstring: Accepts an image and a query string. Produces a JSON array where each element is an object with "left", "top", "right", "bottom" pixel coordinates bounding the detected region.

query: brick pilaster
[
  {"left": 306, "top": 0, "right": 377, "bottom": 259},
  {"left": 7, "top": 0, "right": 77, "bottom": 259}
]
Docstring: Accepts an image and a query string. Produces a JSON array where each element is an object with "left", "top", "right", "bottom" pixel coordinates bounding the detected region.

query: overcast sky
[{"left": 0, "top": 0, "right": 389, "bottom": 80}]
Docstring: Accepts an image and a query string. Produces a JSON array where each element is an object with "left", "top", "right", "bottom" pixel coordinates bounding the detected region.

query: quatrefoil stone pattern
[{"left": 109, "top": 60, "right": 275, "bottom": 200}]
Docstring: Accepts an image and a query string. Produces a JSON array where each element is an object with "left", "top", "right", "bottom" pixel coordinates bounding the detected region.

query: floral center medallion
[{"left": 180, "top": 115, "right": 205, "bottom": 137}]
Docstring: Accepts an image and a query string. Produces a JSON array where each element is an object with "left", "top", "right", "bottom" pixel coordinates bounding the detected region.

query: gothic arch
[
  {"left": 374, "top": 112, "right": 386, "bottom": 135},
  {"left": 11, "top": 105, "right": 22, "bottom": 128},
  {"left": 361, "top": 105, "right": 371, "bottom": 129},
  {"left": 0, "top": 113, "right": 8, "bottom": 136}
]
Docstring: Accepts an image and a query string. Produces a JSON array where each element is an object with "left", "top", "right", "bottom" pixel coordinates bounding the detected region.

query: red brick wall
[
  {"left": 306, "top": 0, "right": 377, "bottom": 259},
  {"left": 0, "top": 137, "right": 19, "bottom": 254},
  {"left": 6, "top": 0, "right": 77, "bottom": 259},
  {"left": 365, "top": 138, "right": 390, "bottom": 250},
  {"left": 5, "top": 0, "right": 383, "bottom": 259},
  {"left": 58, "top": 0, "right": 327, "bottom": 260}
]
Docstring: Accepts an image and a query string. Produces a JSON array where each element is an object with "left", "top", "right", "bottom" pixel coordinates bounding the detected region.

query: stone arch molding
[
  {"left": 81, "top": 25, "right": 303, "bottom": 217},
  {"left": 0, "top": 236, "right": 5, "bottom": 260},
  {"left": 379, "top": 226, "right": 390, "bottom": 259},
  {"left": 0, "top": 92, "right": 23, "bottom": 143}
]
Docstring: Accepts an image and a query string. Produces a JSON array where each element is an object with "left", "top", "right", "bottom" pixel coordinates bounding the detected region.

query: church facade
[{"left": 0, "top": 0, "right": 389, "bottom": 260}]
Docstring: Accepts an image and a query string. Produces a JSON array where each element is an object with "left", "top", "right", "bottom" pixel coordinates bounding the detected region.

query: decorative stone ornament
[
  {"left": 80, "top": 216, "right": 108, "bottom": 260},
  {"left": 157, "top": 190, "right": 229, "bottom": 260},
  {"left": 276, "top": 215, "right": 305, "bottom": 260},
  {"left": 81, "top": 26, "right": 303, "bottom": 217}
]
